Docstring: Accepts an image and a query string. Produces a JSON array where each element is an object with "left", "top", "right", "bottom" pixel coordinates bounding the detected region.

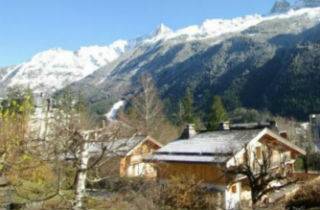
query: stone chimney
[
  {"left": 279, "top": 131, "right": 288, "bottom": 139},
  {"left": 180, "top": 124, "right": 197, "bottom": 139}
]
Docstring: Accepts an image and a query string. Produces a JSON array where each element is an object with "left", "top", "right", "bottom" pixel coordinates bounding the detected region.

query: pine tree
[{"left": 207, "top": 96, "right": 228, "bottom": 131}]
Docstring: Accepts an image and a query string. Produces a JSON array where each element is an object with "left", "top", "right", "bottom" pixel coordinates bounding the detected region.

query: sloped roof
[
  {"left": 88, "top": 135, "right": 160, "bottom": 156},
  {"left": 158, "top": 129, "right": 262, "bottom": 154},
  {"left": 147, "top": 154, "right": 231, "bottom": 163},
  {"left": 146, "top": 129, "right": 264, "bottom": 163}
]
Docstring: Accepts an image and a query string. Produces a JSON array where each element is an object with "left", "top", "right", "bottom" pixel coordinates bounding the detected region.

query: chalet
[
  {"left": 89, "top": 135, "right": 162, "bottom": 178},
  {"left": 146, "top": 123, "right": 306, "bottom": 209}
]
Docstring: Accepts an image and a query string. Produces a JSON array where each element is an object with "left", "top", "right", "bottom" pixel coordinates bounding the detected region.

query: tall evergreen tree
[{"left": 207, "top": 95, "right": 228, "bottom": 131}]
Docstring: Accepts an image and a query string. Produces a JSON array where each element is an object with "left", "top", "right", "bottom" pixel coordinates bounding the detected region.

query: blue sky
[{"left": 0, "top": 0, "right": 280, "bottom": 67}]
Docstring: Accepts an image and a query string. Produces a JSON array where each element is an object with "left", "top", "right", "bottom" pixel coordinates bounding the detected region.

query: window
[
  {"left": 133, "top": 163, "right": 145, "bottom": 176},
  {"left": 231, "top": 185, "right": 237, "bottom": 193},
  {"left": 256, "top": 146, "right": 262, "bottom": 159}
]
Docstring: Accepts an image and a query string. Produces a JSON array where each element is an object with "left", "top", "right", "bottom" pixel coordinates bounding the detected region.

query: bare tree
[
  {"left": 0, "top": 88, "right": 138, "bottom": 209},
  {"left": 123, "top": 74, "right": 163, "bottom": 134},
  {"left": 119, "top": 74, "right": 178, "bottom": 142},
  {"left": 46, "top": 91, "right": 138, "bottom": 209},
  {"left": 73, "top": 126, "right": 139, "bottom": 209},
  {"left": 275, "top": 116, "right": 312, "bottom": 149},
  {"left": 227, "top": 145, "right": 296, "bottom": 209}
]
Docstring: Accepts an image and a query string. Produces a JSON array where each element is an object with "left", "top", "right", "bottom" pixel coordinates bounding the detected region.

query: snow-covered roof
[
  {"left": 147, "top": 154, "right": 231, "bottom": 164},
  {"left": 159, "top": 129, "right": 262, "bottom": 154},
  {"left": 146, "top": 129, "right": 264, "bottom": 163},
  {"left": 87, "top": 135, "right": 161, "bottom": 157}
]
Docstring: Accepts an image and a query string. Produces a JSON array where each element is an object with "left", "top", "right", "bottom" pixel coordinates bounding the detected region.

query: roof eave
[
  {"left": 264, "top": 129, "right": 306, "bottom": 155},
  {"left": 125, "top": 136, "right": 162, "bottom": 156}
]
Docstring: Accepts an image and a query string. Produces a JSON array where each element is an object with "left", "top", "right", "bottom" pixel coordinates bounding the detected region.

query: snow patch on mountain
[
  {"left": 143, "top": 15, "right": 265, "bottom": 43},
  {"left": 271, "top": 0, "right": 291, "bottom": 14},
  {"left": 0, "top": 66, "right": 18, "bottom": 82},
  {"left": 4, "top": 40, "right": 128, "bottom": 94},
  {"left": 143, "top": 7, "right": 320, "bottom": 44},
  {"left": 270, "top": 0, "right": 320, "bottom": 13},
  {"left": 2, "top": 5, "right": 320, "bottom": 97},
  {"left": 105, "top": 100, "right": 126, "bottom": 121},
  {"left": 294, "top": 0, "right": 320, "bottom": 8},
  {"left": 271, "top": 6, "right": 320, "bottom": 19}
]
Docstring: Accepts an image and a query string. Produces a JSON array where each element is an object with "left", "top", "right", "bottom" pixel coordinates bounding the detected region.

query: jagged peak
[
  {"left": 295, "top": 0, "right": 320, "bottom": 8},
  {"left": 109, "top": 39, "right": 128, "bottom": 51},
  {"left": 271, "top": 0, "right": 320, "bottom": 14},
  {"left": 271, "top": 0, "right": 291, "bottom": 14},
  {"left": 153, "top": 23, "right": 173, "bottom": 37}
]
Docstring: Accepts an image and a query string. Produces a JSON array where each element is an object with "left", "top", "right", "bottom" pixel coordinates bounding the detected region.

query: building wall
[
  {"left": 240, "top": 183, "right": 252, "bottom": 201},
  {"left": 157, "top": 162, "right": 227, "bottom": 184},
  {"left": 224, "top": 182, "right": 242, "bottom": 210},
  {"left": 153, "top": 133, "right": 302, "bottom": 209},
  {"left": 227, "top": 135, "right": 297, "bottom": 172},
  {"left": 120, "top": 140, "right": 161, "bottom": 178}
]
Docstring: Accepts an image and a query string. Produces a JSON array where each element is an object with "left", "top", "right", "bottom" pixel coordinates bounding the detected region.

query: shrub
[
  {"left": 88, "top": 176, "right": 223, "bottom": 210},
  {"left": 85, "top": 191, "right": 158, "bottom": 210},
  {"left": 157, "top": 175, "right": 223, "bottom": 210},
  {"left": 286, "top": 178, "right": 320, "bottom": 209}
]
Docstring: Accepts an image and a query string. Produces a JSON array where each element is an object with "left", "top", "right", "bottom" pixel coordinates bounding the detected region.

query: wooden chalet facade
[
  {"left": 89, "top": 135, "right": 162, "bottom": 178},
  {"left": 118, "top": 136, "right": 162, "bottom": 178},
  {"left": 146, "top": 124, "right": 306, "bottom": 209}
]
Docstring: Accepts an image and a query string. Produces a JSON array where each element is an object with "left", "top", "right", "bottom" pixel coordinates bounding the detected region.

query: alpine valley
[{"left": 2, "top": 0, "right": 320, "bottom": 120}]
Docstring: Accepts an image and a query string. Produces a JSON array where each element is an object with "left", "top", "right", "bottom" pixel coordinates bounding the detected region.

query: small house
[
  {"left": 89, "top": 135, "right": 162, "bottom": 178},
  {"left": 146, "top": 123, "right": 305, "bottom": 209},
  {"left": 117, "top": 136, "right": 162, "bottom": 178}
]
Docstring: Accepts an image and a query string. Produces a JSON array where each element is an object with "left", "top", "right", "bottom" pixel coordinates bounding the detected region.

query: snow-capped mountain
[
  {"left": 142, "top": 15, "right": 265, "bottom": 43},
  {"left": 2, "top": 4, "right": 320, "bottom": 96},
  {"left": 271, "top": 0, "right": 291, "bottom": 13},
  {"left": 0, "top": 40, "right": 128, "bottom": 95},
  {"left": 2, "top": 2, "right": 320, "bottom": 119},
  {"left": 295, "top": 0, "right": 320, "bottom": 8},
  {"left": 270, "top": 0, "right": 320, "bottom": 13},
  {"left": 66, "top": 6, "right": 320, "bottom": 120},
  {"left": 139, "top": 7, "right": 320, "bottom": 45}
]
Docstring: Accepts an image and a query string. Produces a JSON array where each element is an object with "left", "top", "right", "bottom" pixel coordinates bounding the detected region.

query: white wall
[
  {"left": 225, "top": 182, "right": 241, "bottom": 210},
  {"left": 126, "top": 162, "right": 155, "bottom": 177}
]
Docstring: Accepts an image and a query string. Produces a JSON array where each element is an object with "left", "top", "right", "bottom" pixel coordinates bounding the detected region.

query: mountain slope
[
  {"left": 271, "top": 0, "right": 291, "bottom": 14},
  {"left": 296, "top": 0, "right": 320, "bottom": 8},
  {"left": 0, "top": 40, "right": 128, "bottom": 95},
  {"left": 240, "top": 25, "right": 320, "bottom": 119},
  {"left": 67, "top": 7, "right": 320, "bottom": 120},
  {"left": 2, "top": 5, "right": 320, "bottom": 120}
]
